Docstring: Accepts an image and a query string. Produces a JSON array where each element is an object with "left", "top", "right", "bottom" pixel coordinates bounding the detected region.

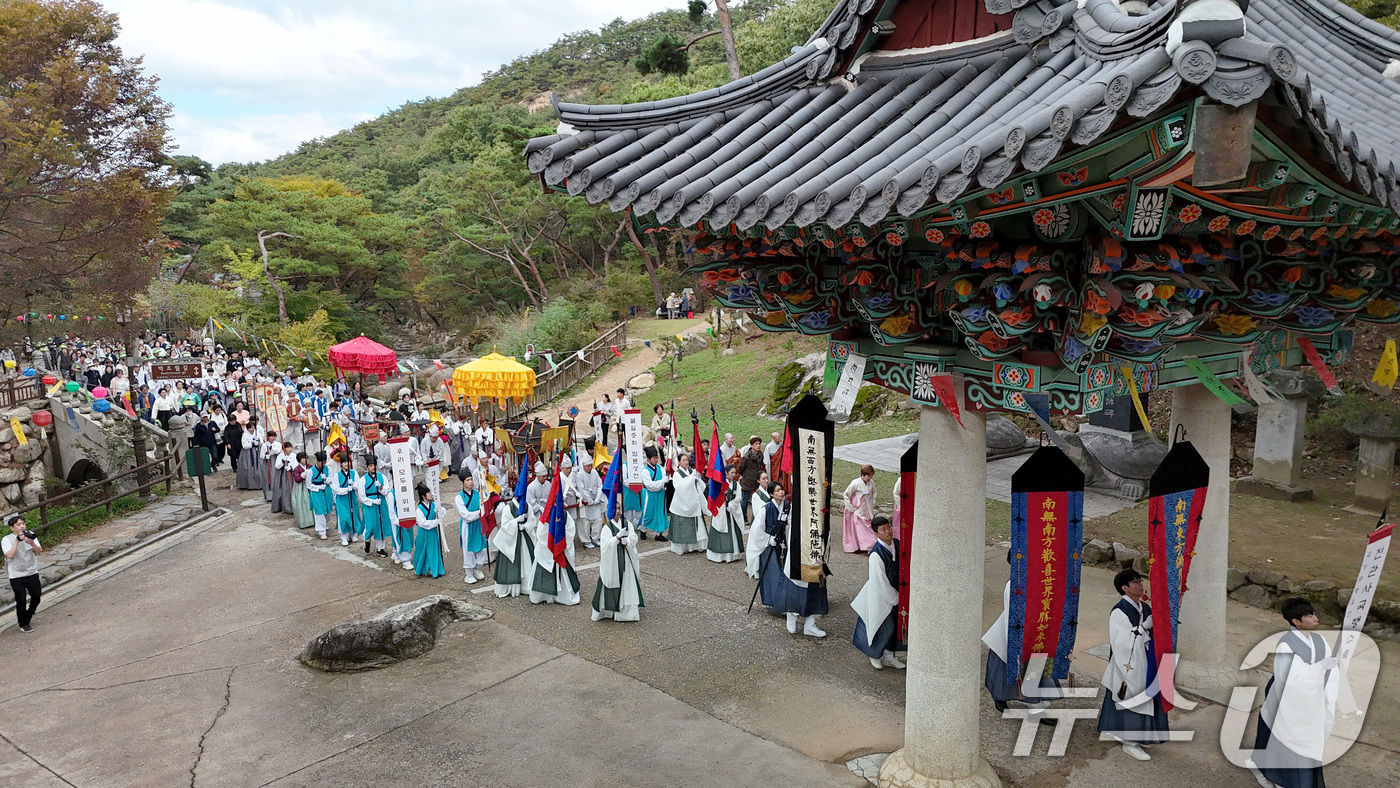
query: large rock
[
  {"left": 1230, "top": 584, "right": 1275, "bottom": 609},
  {"left": 1226, "top": 568, "right": 1248, "bottom": 592},
  {"left": 1, "top": 484, "right": 19, "bottom": 503},
  {"left": 20, "top": 480, "right": 42, "bottom": 506},
  {"left": 627, "top": 371, "right": 656, "bottom": 391},
  {"left": 1112, "top": 542, "right": 1139, "bottom": 568},
  {"left": 299, "top": 595, "right": 492, "bottom": 672},
  {"left": 1082, "top": 538, "right": 1113, "bottom": 565},
  {"left": 11, "top": 440, "right": 43, "bottom": 464},
  {"left": 0, "top": 427, "right": 12, "bottom": 444},
  {"left": 0, "top": 466, "right": 24, "bottom": 484},
  {"left": 1247, "top": 569, "right": 1285, "bottom": 588}
]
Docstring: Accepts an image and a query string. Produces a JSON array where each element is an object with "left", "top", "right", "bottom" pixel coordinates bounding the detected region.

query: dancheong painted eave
[{"left": 524, "top": 0, "right": 1400, "bottom": 234}]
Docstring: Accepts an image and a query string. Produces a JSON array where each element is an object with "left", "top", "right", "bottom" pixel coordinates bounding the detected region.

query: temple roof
[{"left": 526, "top": 0, "right": 1400, "bottom": 229}]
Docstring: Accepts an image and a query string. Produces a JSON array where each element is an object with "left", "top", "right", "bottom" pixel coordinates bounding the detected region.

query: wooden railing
[
  {"left": 10, "top": 451, "right": 177, "bottom": 538},
  {"left": 529, "top": 321, "right": 629, "bottom": 411},
  {"left": 0, "top": 375, "right": 41, "bottom": 409}
]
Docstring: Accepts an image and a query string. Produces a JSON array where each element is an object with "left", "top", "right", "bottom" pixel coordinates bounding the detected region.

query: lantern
[
  {"left": 93, "top": 386, "right": 109, "bottom": 398},
  {"left": 31, "top": 411, "right": 52, "bottom": 428},
  {"left": 64, "top": 381, "right": 80, "bottom": 393},
  {"left": 41, "top": 375, "right": 57, "bottom": 387},
  {"left": 93, "top": 400, "right": 111, "bottom": 414}
]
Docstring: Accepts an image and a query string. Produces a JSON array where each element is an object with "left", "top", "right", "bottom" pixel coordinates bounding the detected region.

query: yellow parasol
[{"left": 452, "top": 352, "right": 536, "bottom": 404}]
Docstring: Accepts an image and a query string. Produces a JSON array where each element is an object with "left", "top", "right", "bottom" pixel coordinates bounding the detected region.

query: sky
[{"left": 103, "top": 0, "right": 681, "bottom": 165}]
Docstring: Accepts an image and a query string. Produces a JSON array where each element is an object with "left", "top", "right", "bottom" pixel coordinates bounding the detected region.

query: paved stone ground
[
  {"left": 834, "top": 434, "right": 1136, "bottom": 518},
  {"left": 1, "top": 465, "right": 1396, "bottom": 788},
  {"left": 0, "top": 489, "right": 205, "bottom": 605}
]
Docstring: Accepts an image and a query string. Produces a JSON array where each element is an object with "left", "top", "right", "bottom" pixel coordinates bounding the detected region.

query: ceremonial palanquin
[{"left": 528, "top": 0, "right": 1400, "bottom": 413}]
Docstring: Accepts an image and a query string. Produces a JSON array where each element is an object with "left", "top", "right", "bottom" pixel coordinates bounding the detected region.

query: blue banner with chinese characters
[{"left": 1008, "top": 446, "right": 1084, "bottom": 684}]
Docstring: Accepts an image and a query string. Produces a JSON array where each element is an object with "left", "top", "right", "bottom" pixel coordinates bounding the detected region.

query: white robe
[
  {"left": 528, "top": 510, "right": 579, "bottom": 605},
  {"left": 1260, "top": 629, "right": 1340, "bottom": 764},
  {"left": 982, "top": 581, "right": 1012, "bottom": 662},
  {"left": 706, "top": 481, "right": 745, "bottom": 563},
  {"left": 592, "top": 521, "right": 641, "bottom": 622},
  {"left": 667, "top": 467, "right": 708, "bottom": 555},
  {"left": 743, "top": 489, "right": 773, "bottom": 579},
  {"left": 851, "top": 540, "right": 899, "bottom": 649},
  {"left": 1100, "top": 596, "right": 1156, "bottom": 716},
  {"left": 490, "top": 500, "right": 529, "bottom": 598}
]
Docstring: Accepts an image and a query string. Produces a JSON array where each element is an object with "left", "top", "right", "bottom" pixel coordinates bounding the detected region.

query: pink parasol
[{"left": 328, "top": 335, "right": 397, "bottom": 382}]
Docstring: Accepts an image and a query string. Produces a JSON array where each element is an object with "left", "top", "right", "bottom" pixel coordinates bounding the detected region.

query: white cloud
[{"left": 103, "top": 0, "right": 681, "bottom": 163}]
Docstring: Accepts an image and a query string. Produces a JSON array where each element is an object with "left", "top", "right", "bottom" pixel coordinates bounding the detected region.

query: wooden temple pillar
[
  {"left": 880, "top": 378, "right": 1000, "bottom": 788},
  {"left": 1167, "top": 384, "right": 1238, "bottom": 692}
]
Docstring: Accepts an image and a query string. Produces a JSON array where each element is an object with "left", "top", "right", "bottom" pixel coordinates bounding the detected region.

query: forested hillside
[{"left": 157, "top": 0, "right": 830, "bottom": 364}]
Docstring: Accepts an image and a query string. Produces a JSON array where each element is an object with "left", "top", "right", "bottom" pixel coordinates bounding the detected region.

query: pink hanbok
[{"left": 841, "top": 476, "right": 877, "bottom": 552}]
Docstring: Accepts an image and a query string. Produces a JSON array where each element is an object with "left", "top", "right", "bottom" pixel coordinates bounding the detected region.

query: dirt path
[{"left": 526, "top": 322, "right": 712, "bottom": 439}]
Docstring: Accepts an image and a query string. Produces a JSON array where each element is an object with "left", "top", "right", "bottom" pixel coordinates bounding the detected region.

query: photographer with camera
[{"left": 3, "top": 514, "right": 44, "bottom": 632}]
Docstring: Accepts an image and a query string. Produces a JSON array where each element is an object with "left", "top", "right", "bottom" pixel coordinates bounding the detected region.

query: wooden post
[{"left": 132, "top": 416, "right": 153, "bottom": 501}]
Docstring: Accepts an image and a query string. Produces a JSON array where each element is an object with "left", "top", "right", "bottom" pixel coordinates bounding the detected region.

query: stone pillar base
[
  {"left": 1175, "top": 658, "right": 1262, "bottom": 707},
  {"left": 1235, "top": 476, "right": 1312, "bottom": 502},
  {"left": 878, "top": 749, "right": 1001, "bottom": 788}
]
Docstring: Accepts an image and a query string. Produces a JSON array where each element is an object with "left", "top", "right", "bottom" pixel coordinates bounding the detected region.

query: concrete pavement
[{"left": 0, "top": 470, "right": 1396, "bottom": 787}]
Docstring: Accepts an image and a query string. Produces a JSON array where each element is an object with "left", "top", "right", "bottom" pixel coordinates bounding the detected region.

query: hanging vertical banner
[
  {"left": 1007, "top": 446, "right": 1085, "bottom": 684},
  {"left": 1181, "top": 357, "right": 1247, "bottom": 406},
  {"left": 425, "top": 458, "right": 441, "bottom": 507},
  {"left": 1119, "top": 366, "right": 1153, "bottom": 434},
  {"left": 1337, "top": 522, "right": 1394, "bottom": 677},
  {"left": 622, "top": 408, "right": 644, "bottom": 491},
  {"left": 827, "top": 352, "right": 866, "bottom": 419},
  {"left": 1296, "top": 337, "right": 1342, "bottom": 395},
  {"left": 388, "top": 436, "right": 417, "bottom": 527},
  {"left": 787, "top": 395, "right": 833, "bottom": 584},
  {"left": 1145, "top": 438, "right": 1210, "bottom": 711},
  {"left": 896, "top": 438, "right": 917, "bottom": 645},
  {"left": 9, "top": 417, "right": 27, "bottom": 446},
  {"left": 1372, "top": 340, "right": 1398, "bottom": 391}
]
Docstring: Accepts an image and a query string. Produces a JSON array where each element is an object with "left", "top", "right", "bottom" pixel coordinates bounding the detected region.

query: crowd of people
[{"left": 1, "top": 332, "right": 1341, "bottom": 788}]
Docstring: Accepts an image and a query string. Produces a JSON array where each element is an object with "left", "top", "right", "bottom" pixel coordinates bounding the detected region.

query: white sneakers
[
  {"left": 318, "top": 534, "right": 327, "bottom": 540},
  {"left": 340, "top": 538, "right": 349, "bottom": 546},
  {"left": 465, "top": 573, "right": 478, "bottom": 585},
  {"left": 786, "top": 613, "right": 798, "bottom": 634},
  {"left": 870, "top": 657, "right": 884, "bottom": 669},
  {"left": 1120, "top": 741, "right": 1150, "bottom": 761},
  {"left": 1245, "top": 759, "right": 1276, "bottom": 787},
  {"left": 473, "top": 568, "right": 486, "bottom": 581},
  {"left": 802, "top": 616, "right": 827, "bottom": 638},
  {"left": 402, "top": 563, "right": 414, "bottom": 572},
  {"left": 880, "top": 652, "right": 905, "bottom": 669}
]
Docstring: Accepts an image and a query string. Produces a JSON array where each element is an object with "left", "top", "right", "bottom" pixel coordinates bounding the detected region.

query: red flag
[
  {"left": 705, "top": 419, "right": 725, "bottom": 515},
  {"left": 928, "top": 374, "right": 965, "bottom": 428},
  {"left": 778, "top": 423, "right": 792, "bottom": 475},
  {"left": 1296, "top": 337, "right": 1342, "bottom": 395},
  {"left": 693, "top": 417, "right": 705, "bottom": 477},
  {"left": 610, "top": 345, "right": 622, "bottom": 358}
]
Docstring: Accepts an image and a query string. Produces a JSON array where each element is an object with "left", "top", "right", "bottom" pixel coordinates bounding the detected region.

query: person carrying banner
[
  {"left": 706, "top": 466, "right": 745, "bottom": 563},
  {"left": 1097, "top": 568, "right": 1170, "bottom": 761},
  {"left": 1247, "top": 597, "right": 1339, "bottom": 788},
  {"left": 455, "top": 474, "right": 489, "bottom": 584},
  {"left": 592, "top": 518, "right": 642, "bottom": 622},
  {"left": 526, "top": 461, "right": 551, "bottom": 521},
  {"left": 842, "top": 465, "right": 878, "bottom": 553},
  {"left": 330, "top": 451, "right": 360, "bottom": 546},
  {"left": 667, "top": 452, "right": 708, "bottom": 555},
  {"left": 758, "top": 482, "right": 828, "bottom": 637},
  {"left": 261, "top": 431, "right": 279, "bottom": 502},
  {"left": 638, "top": 446, "right": 670, "bottom": 541},
  {"left": 290, "top": 452, "right": 313, "bottom": 529},
  {"left": 392, "top": 493, "right": 416, "bottom": 572},
  {"left": 357, "top": 457, "right": 394, "bottom": 557},
  {"left": 307, "top": 451, "right": 334, "bottom": 540},
  {"left": 490, "top": 487, "right": 531, "bottom": 598},
  {"left": 412, "top": 484, "right": 447, "bottom": 579},
  {"left": 743, "top": 471, "right": 773, "bottom": 579},
  {"left": 852, "top": 516, "right": 905, "bottom": 669},
  {"left": 237, "top": 416, "right": 262, "bottom": 491},
  {"left": 271, "top": 442, "right": 296, "bottom": 515},
  {"left": 527, "top": 467, "right": 581, "bottom": 606}
]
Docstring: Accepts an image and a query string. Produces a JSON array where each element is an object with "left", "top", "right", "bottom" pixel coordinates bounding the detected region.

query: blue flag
[
  {"left": 514, "top": 452, "right": 530, "bottom": 502},
  {"left": 602, "top": 449, "right": 623, "bottom": 521}
]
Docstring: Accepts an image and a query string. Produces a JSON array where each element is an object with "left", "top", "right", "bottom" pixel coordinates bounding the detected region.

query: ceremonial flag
[
  {"left": 122, "top": 396, "right": 137, "bottom": 419},
  {"left": 603, "top": 448, "right": 624, "bottom": 521},
  {"left": 514, "top": 453, "right": 530, "bottom": 502},
  {"left": 434, "top": 359, "right": 444, "bottom": 371},
  {"left": 1146, "top": 437, "right": 1210, "bottom": 711},
  {"left": 1297, "top": 337, "right": 1342, "bottom": 395},
  {"left": 1373, "top": 340, "right": 1398, "bottom": 391},
  {"left": 1007, "top": 445, "right": 1085, "bottom": 685},
  {"left": 787, "top": 395, "right": 833, "bottom": 583},
  {"left": 1338, "top": 521, "right": 1394, "bottom": 680},
  {"left": 542, "top": 457, "right": 568, "bottom": 565},
  {"left": 610, "top": 346, "right": 621, "bottom": 358},
  {"left": 896, "top": 438, "right": 917, "bottom": 644},
  {"left": 327, "top": 422, "right": 345, "bottom": 448},
  {"left": 927, "top": 373, "right": 965, "bottom": 428},
  {"left": 705, "top": 419, "right": 725, "bottom": 515}
]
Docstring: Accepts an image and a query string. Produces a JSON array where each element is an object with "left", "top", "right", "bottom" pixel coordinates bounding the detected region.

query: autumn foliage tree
[{"left": 0, "top": 0, "right": 173, "bottom": 328}]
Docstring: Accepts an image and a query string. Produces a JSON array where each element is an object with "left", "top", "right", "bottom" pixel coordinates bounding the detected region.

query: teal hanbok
[{"left": 412, "top": 502, "right": 446, "bottom": 578}]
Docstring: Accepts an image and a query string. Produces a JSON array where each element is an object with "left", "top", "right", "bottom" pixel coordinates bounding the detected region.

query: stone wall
[
  {"left": 0, "top": 403, "right": 51, "bottom": 516},
  {"left": 1079, "top": 537, "right": 1398, "bottom": 640}
]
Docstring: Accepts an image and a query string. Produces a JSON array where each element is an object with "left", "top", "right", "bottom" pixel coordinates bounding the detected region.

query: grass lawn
[{"left": 628, "top": 317, "right": 711, "bottom": 342}]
